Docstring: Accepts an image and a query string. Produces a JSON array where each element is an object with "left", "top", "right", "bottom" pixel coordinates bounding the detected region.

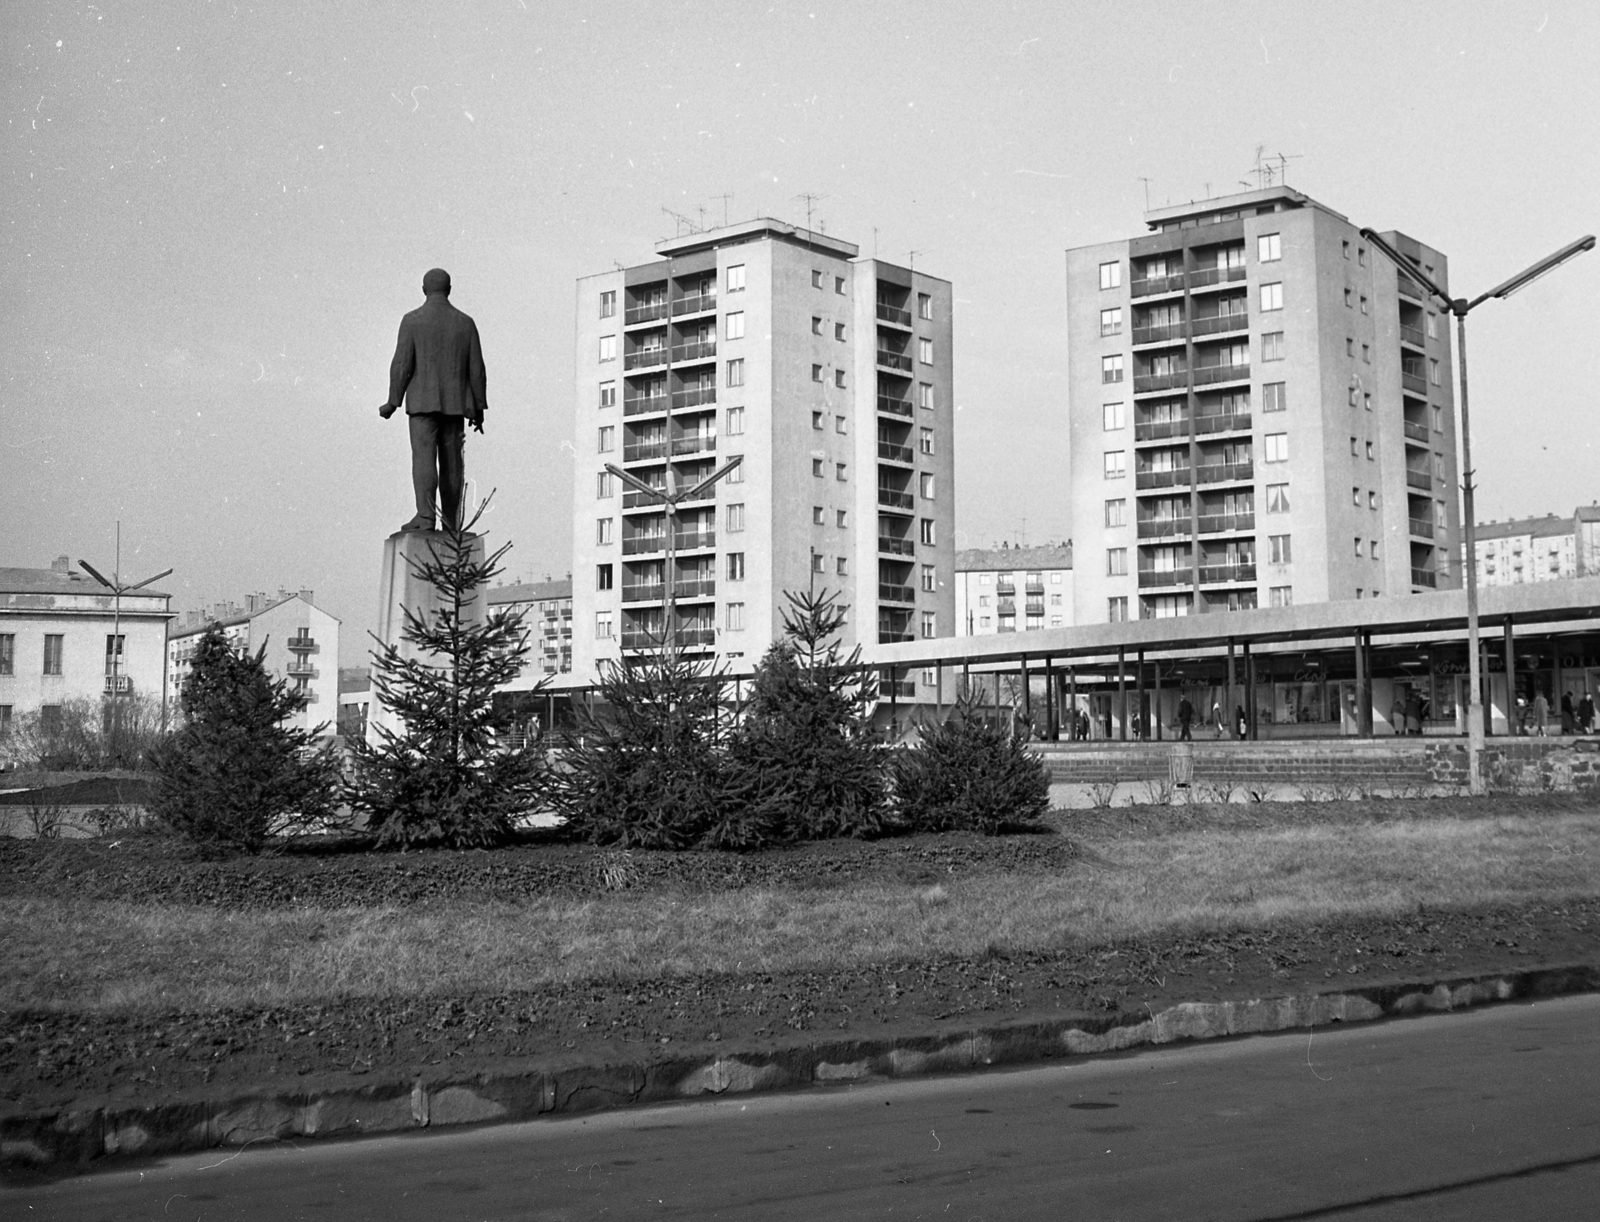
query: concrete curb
[{"left": 4, "top": 963, "right": 1596, "bottom": 1173}]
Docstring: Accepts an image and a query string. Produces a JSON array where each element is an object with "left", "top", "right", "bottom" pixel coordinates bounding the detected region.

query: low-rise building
[
  {"left": 955, "top": 544, "right": 1074, "bottom": 636},
  {"left": 1470, "top": 506, "right": 1600, "bottom": 587},
  {"left": 488, "top": 578, "right": 573, "bottom": 676}
]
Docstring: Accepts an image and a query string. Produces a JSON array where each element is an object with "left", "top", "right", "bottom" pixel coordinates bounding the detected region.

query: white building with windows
[
  {"left": 1470, "top": 506, "right": 1600, "bottom": 588},
  {"left": 955, "top": 544, "right": 1074, "bottom": 636},
  {"left": 488, "top": 578, "right": 573, "bottom": 675}
]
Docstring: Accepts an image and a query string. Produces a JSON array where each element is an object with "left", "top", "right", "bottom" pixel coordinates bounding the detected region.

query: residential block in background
[{"left": 955, "top": 544, "right": 1074, "bottom": 636}]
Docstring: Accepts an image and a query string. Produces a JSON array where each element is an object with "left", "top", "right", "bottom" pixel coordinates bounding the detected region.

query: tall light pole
[
  {"left": 1360, "top": 228, "right": 1594, "bottom": 794},
  {"left": 604, "top": 455, "right": 742, "bottom": 660},
  {"left": 80, "top": 522, "right": 173, "bottom": 758}
]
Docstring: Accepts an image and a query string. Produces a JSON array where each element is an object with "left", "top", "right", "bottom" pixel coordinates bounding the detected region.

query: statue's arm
[
  {"left": 383, "top": 317, "right": 416, "bottom": 416},
  {"left": 469, "top": 319, "right": 488, "bottom": 430}
]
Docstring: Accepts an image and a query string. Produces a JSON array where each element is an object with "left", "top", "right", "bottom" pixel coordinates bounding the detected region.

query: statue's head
[{"left": 422, "top": 268, "right": 452, "bottom": 296}]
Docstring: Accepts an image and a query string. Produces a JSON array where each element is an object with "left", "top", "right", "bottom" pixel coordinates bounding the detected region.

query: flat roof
[
  {"left": 655, "top": 217, "right": 859, "bottom": 260},
  {"left": 956, "top": 546, "right": 1073, "bottom": 572},
  {"left": 490, "top": 579, "right": 573, "bottom": 604}
]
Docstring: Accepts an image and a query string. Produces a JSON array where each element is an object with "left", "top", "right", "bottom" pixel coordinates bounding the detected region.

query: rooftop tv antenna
[
  {"left": 660, "top": 206, "right": 700, "bottom": 237},
  {"left": 793, "top": 191, "right": 827, "bottom": 236},
  {"left": 713, "top": 193, "right": 734, "bottom": 227},
  {"left": 908, "top": 248, "right": 926, "bottom": 274},
  {"left": 1138, "top": 177, "right": 1153, "bottom": 211},
  {"left": 1248, "top": 147, "right": 1303, "bottom": 189}
]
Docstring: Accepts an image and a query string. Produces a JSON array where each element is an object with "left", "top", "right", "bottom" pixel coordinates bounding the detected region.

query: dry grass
[{"left": 5, "top": 812, "right": 1599, "bottom": 1014}]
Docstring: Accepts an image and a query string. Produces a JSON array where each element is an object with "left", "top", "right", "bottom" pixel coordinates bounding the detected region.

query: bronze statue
[{"left": 379, "top": 268, "right": 487, "bottom": 532}]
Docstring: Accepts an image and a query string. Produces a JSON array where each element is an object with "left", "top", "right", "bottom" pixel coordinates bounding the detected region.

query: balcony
[
  {"left": 673, "top": 530, "right": 716, "bottom": 551},
  {"left": 1404, "top": 420, "right": 1430, "bottom": 444},
  {"left": 621, "top": 488, "right": 668, "bottom": 509},
  {"left": 878, "top": 489, "right": 914, "bottom": 512},
  {"left": 996, "top": 582, "right": 1015, "bottom": 596},
  {"left": 1198, "top": 511, "right": 1255, "bottom": 534},
  {"left": 671, "top": 385, "right": 716, "bottom": 410},
  {"left": 622, "top": 440, "right": 666, "bottom": 463},
  {"left": 1136, "top": 467, "right": 1192, "bottom": 490},
  {"left": 1409, "top": 517, "right": 1436, "bottom": 539},
  {"left": 1401, "top": 370, "right": 1428, "bottom": 395},
  {"left": 677, "top": 626, "right": 716, "bottom": 648},
  {"left": 1189, "top": 311, "right": 1249, "bottom": 338},
  {"left": 1411, "top": 567, "right": 1438, "bottom": 589},
  {"left": 103, "top": 675, "right": 133, "bottom": 693},
  {"left": 624, "top": 347, "right": 668, "bottom": 371},
  {"left": 883, "top": 679, "right": 917, "bottom": 698},
  {"left": 1397, "top": 274, "right": 1422, "bottom": 301},
  {"left": 671, "top": 434, "right": 716, "bottom": 457},
  {"left": 1199, "top": 563, "right": 1257, "bottom": 585},
  {"left": 286, "top": 636, "right": 318, "bottom": 653},
  {"left": 1406, "top": 469, "right": 1433, "bottom": 491},
  {"left": 879, "top": 583, "right": 916, "bottom": 604},
  {"left": 1195, "top": 461, "right": 1253, "bottom": 485},
  {"left": 1131, "top": 271, "right": 1186, "bottom": 298},
  {"left": 1194, "top": 411, "right": 1252, "bottom": 436},
  {"left": 621, "top": 583, "right": 664, "bottom": 604},
  {"left": 285, "top": 662, "right": 317, "bottom": 678},
  {"left": 877, "top": 349, "right": 914, "bottom": 372},
  {"left": 620, "top": 629, "right": 664, "bottom": 651},
  {"left": 878, "top": 536, "right": 915, "bottom": 556},
  {"left": 876, "top": 301, "right": 912, "bottom": 327},
  {"left": 1134, "top": 417, "right": 1189, "bottom": 442},
  {"left": 1132, "top": 321, "right": 1185, "bottom": 345},
  {"left": 625, "top": 300, "right": 670, "bottom": 325},
  {"left": 623, "top": 395, "right": 668, "bottom": 418},
  {"left": 670, "top": 340, "right": 716, "bottom": 363},
  {"left": 1137, "top": 517, "right": 1193, "bottom": 539},
  {"left": 1133, "top": 370, "right": 1188, "bottom": 394},
  {"left": 1192, "top": 362, "right": 1250, "bottom": 387},
  {"left": 1400, "top": 323, "right": 1426, "bottom": 348},
  {"left": 672, "top": 291, "right": 716, "bottom": 317},
  {"left": 1189, "top": 265, "right": 1247, "bottom": 290},
  {"left": 877, "top": 440, "right": 914, "bottom": 464},
  {"left": 877, "top": 395, "right": 913, "bottom": 418},
  {"left": 878, "top": 629, "right": 915, "bottom": 644},
  {"left": 622, "top": 534, "right": 665, "bottom": 556},
  {"left": 1138, "top": 568, "right": 1190, "bottom": 589},
  {"left": 673, "top": 577, "right": 716, "bottom": 601}
]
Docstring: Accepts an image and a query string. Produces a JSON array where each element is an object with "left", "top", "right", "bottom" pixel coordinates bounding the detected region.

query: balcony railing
[
  {"left": 670, "top": 340, "right": 716, "bottom": 363},
  {"left": 1137, "top": 517, "right": 1192, "bottom": 539},
  {"left": 677, "top": 626, "right": 716, "bottom": 648},
  {"left": 624, "top": 348, "right": 668, "bottom": 371},
  {"left": 623, "top": 395, "right": 668, "bottom": 417},
  {"left": 1411, "top": 567, "right": 1438, "bottom": 588},
  {"left": 671, "top": 385, "right": 716, "bottom": 410},
  {"left": 1189, "top": 265, "right": 1247, "bottom": 289},
  {"left": 671, "top": 434, "right": 715, "bottom": 457},
  {"left": 877, "top": 441, "right": 914, "bottom": 463},
  {"left": 1194, "top": 411, "right": 1251, "bottom": 436},
  {"left": 1199, "top": 563, "right": 1257, "bottom": 585},
  {"left": 1132, "top": 321, "right": 1185, "bottom": 345},
  {"left": 1192, "top": 362, "right": 1250, "bottom": 386},
  {"left": 673, "top": 577, "right": 716, "bottom": 601},
  {"left": 1138, "top": 568, "right": 1190, "bottom": 588},
  {"left": 1131, "top": 271, "right": 1186, "bottom": 298},
  {"left": 625, "top": 300, "right": 669, "bottom": 325},
  {"left": 877, "top": 349, "right": 914, "bottom": 372},
  {"left": 1135, "top": 417, "right": 1189, "bottom": 441},
  {"left": 285, "top": 662, "right": 317, "bottom": 678},
  {"left": 1194, "top": 461, "right": 1253, "bottom": 485},
  {"left": 878, "top": 536, "right": 915, "bottom": 556},
  {"left": 1401, "top": 371, "right": 1428, "bottom": 395},
  {"left": 620, "top": 629, "right": 664, "bottom": 650},
  {"left": 1198, "top": 511, "right": 1255, "bottom": 534},
  {"left": 673, "top": 530, "right": 716, "bottom": 551},
  {"left": 876, "top": 302, "right": 911, "bottom": 326},
  {"left": 1135, "top": 467, "right": 1192, "bottom": 490},
  {"left": 878, "top": 629, "right": 915, "bottom": 643},
  {"left": 877, "top": 395, "right": 913, "bottom": 417},
  {"left": 877, "top": 488, "right": 915, "bottom": 510},
  {"left": 622, "top": 534, "right": 665, "bottom": 556},
  {"left": 1400, "top": 323, "right": 1426, "bottom": 348},
  {"left": 1409, "top": 517, "right": 1435, "bottom": 539},
  {"left": 883, "top": 679, "right": 917, "bottom": 698},
  {"left": 995, "top": 582, "right": 1015, "bottom": 596},
  {"left": 1406, "top": 469, "right": 1433, "bottom": 491},
  {"left": 622, "top": 441, "right": 666, "bottom": 462},
  {"left": 879, "top": 583, "right": 916, "bottom": 604},
  {"left": 1133, "top": 370, "right": 1188, "bottom": 394},
  {"left": 1397, "top": 274, "right": 1422, "bottom": 301},
  {"left": 1189, "top": 311, "right": 1249, "bottom": 337},
  {"left": 672, "top": 292, "right": 716, "bottom": 316},
  {"left": 621, "top": 583, "right": 664, "bottom": 604},
  {"left": 286, "top": 636, "right": 318, "bottom": 653},
  {"left": 622, "top": 489, "right": 668, "bottom": 509},
  {"left": 1404, "top": 420, "right": 1430, "bottom": 444}
]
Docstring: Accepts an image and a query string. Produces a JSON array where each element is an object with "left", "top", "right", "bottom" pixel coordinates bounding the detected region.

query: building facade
[
  {"left": 569, "top": 218, "right": 955, "bottom": 686},
  {"left": 1471, "top": 506, "right": 1600, "bottom": 587},
  {"left": 488, "top": 578, "right": 573, "bottom": 676},
  {"left": 954, "top": 544, "right": 1074, "bottom": 636},
  {"left": 1066, "top": 186, "right": 1461, "bottom": 626},
  {"left": 0, "top": 556, "right": 172, "bottom": 732},
  {"left": 165, "top": 590, "right": 340, "bottom": 735}
]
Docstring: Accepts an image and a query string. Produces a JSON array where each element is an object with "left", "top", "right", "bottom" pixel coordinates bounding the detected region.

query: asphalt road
[{"left": 7, "top": 994, "right": 1599, "bottom": 1220}]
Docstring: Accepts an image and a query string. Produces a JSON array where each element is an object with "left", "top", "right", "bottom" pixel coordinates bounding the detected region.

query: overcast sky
[{"left": 5, "top": 1, "right": 1598, "bottom": 667}]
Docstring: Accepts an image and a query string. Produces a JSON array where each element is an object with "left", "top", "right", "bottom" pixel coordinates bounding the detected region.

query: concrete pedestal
[{"left": 368, "top": 529, "right": 486, "bottom": 746}]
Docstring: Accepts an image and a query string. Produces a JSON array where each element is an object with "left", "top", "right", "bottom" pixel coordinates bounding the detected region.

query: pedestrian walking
[
  {"left": 1533, "top": 690, "right": 1550, "bottom": 737},
  {"left": 1234, "top": 704, "right": 1247, "bottom": 739},
  {"left": 1404, "top": 691, "right": 1423, "bottom": 736},
  {"left": 1561, "top": 692, "right": 1576, "bottom": 734},
  {"left": 1390, "top": 695, "right": 1406, "bottom": 736},
  {"left": 1213, "top": 702, "right": 1224, "bottom": 738},
  {"left": 1580, "top": 691, "right": 1595, "bottom": 734},
  {"left": 1177, "top": 695, "right": 1194, "bottom": 742}
]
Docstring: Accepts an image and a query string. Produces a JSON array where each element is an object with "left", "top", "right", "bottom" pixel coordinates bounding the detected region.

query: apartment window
[
  {"left": 1099, "top": 261, "right": 1121, "bottom": 290},
  {"left": 726, "top": 358, "right": 744, "bottom": 387},
  {"left": 1360, "top": 295, "right": 1368, "bottom": 315},
  {"left": 727, "top": 503, "right": 745, "bottom": 531},
  {"left": 727, "top": 405, "right": 745, "bottom": 435},
  {"left": 597, "top": 424, "right": 614, "bottom": 453},
  {"left": 724, "top": 460, "right": 743, "bottom": 484},
  {"left": 1268, "top": 534, "right": 1291, "bottom": 564},
  {"left": 1350, "top": 436, "right": 1359, "bottom": 456},
  {"left": 980, "top": 574, "right": 991, "bottom": 585},
  {"left": 1352, "top": 485, "right": 1361, "bottom": 506},
  {"left": 596, "top": 518, "right": 613, "bottom": 545},
  {"left": 918, "top": 382, "right": 934, "bottom": 410},
  {"left": 812, "top": 269, "right": 823, "bottom": 288},
  {"left": 1366, "top": 441, "right": 1374, "bottom": 461},
  {"left": 921, "top": 564, "right": 936, "bottom": 592},
  {"left": 1369, "top": 491, "right": 1378, "bottom": 509},
  {"left": 836, "top": 509, "right": 848, "bottom": 528},
  {"left": 1263, "top": 382, "right": 1286, "bottom": 412},
  {"left": 812, "top": 458, "right": 825, "bottom": 477},
  {"left": 1363, "top": 392, "right": 1372, "bottom": 411},
  {"left": 979, "top": 616, "right": 992, "bottom": 629},
  {"left": 726, "top": 264, "right": 745, "bottom": 292},
  {"left": 1354, "top": 537, "right": 1363, "bottom": 558},
  {"left": 1103, "top": 401, "right": 1125, "bottom": 431},
  {"left": 1105, "top": 498, "right": 1126, "bottom": 528},
  {"left": 919, "top": 472, "right": 934, "bottom": 499},
  {"left": 1051, "top": 573, "right": 1063, "bottom": 584},
  {"left": 812, "top": 364, "right": 824, "bottom": 382},
  {"left": 834, "top": 322, "right": 846, "bottom": 342},
  {"left": 1433, "top": 451, "right": 1446, "bottom": 479},
  {"left": 1100, "top": 307, "right": 1123, "bottom": 336},
  {"left": 596, "top": 471, "right": 614, "bottom": 498},
  {"left": 834, "top": 415, "right": 847, "bottom": 434},
  {"left": 599, "top": 290, "right": 616, "bottom": 319},
  {"left": 918, "top": 292, "right": 932, "bottom": 320},
  {"left": 811, "top": 553, "right": 825, "bottom": 573},
  {"left": 596, "top": 564, "right": 613, "bottom": 590},
  {"left": 1348, "top": 385, "right": 1359, "bottom": 407},
  {"left": 726, "top": 552, "right": 745, "bottom": 581},
  {"left": 599, "top": 381, "right": 616, "bottom": 408},
  {"left": 1371, "top": 539, "right": 1380, "bottom": 559},
  {"left": 1362, "top": 343, "right": 1370, "bottom": 364},
  {"left": 812, "top": 411, "right": 824, "bottom": 430},
  {"left": 726, "top": 602, "right": 745, "bottom": 631},
  {"left": 920, "top": 518, "right": 936, "bottom": 545},
  {"left": 0, "top": 634, "right": 12, "bottom": 676},
  {"left": 595, "top": 611, "right": 613, "bottom": 639},
  {"left": 1266, "top": 483, "right": 1290, "bottom": 513},
  {"left": 1426, "top": 312, "right": 1439, "bottom": 339},
  {"left": 918, "top": 338, "right": 933, "bottom": 364},
  {"left": 812, "top": 316, "right": 822, "bottom": 335},
  {"left": 1106, "top": 547, "right": 1128, "bottom": 577},
  {"left": 1263, "top": 432, "right": 1288, "bottom": 463},
  {"left": 1358, "top": 246, "right": 1366, "bottom": 266},
  {"left": 919, "top": 427, "right": 935, "bottom": 454},
  {"left": 836, "top": 462, "right": 848, "bottom": 482},
  {"left": 834, "top": 369, "right": 846, "bottom": 388},
  {"left": 1432, "top": 405, "right": 1444, "bottom": 433},
  {"left": 598, "top": 335, "right": 616, "bottom": 362},
  {"left": 1344, "top": 288, "right": 1354, "bottom": 309},
  {"left": 1346, "top": 337, "right": 1355, "bottom": 357},
  {"left": 725, "top": 312, "right": 745, "bottom": 341},
  {"left": 1101, "top": 355, "right": 1124, "bottom": 384},
  {"left": 1270, "top": 585, "right": 1293, "bottom": 607},
  {"left": 1262, "top": 332, "right": 1284, "bottom": 361},
  {"left": 921, "top": 611, "right": 936, "bottom": 639},
  {"left": 836, "top": 557, "right": 849, "bottom": 576},
  {"left": 1104, "top": 450, "right": 1126, "bottom": 480},
  {"left": 1258, "top": 233, "right": 1282, "bottom": 262},
  {"left": 1108, "top": 596, "right": 1128, "bottom": 622},
  {"left": 1260, "top": 282, "right": 1283, "bottom": 312},
  {"left": 1429, "top": 358, "right": 1441, "bottom": 385},
  {"left": 834, "top": 275, "right": 846, "bottom": 295}
]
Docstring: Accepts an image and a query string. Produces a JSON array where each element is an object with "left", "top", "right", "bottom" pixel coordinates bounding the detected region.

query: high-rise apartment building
[
  {"left": 1065, "top": 186, "right": 1461, "bottom": 625},
  {"left": 570, "top": 218, "right": 954, "bottom": 681}
]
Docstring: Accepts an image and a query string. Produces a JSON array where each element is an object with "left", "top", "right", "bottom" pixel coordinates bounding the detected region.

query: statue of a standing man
[{"left": 378, "top": 268, "right": 487, "bottom": 532}]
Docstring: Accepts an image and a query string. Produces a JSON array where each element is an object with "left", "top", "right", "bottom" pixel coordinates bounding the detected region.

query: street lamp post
[
  {"left": 1360, "top": 228, "right": 1594, "bottom": 795},
  {"left": 80, "top": 522, "right": 172, "bottom": 758},
  {"left": 604, "top": 455, "right": 743, "bottom": 660}
]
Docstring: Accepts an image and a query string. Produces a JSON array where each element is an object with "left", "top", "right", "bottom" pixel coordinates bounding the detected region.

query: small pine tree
[
  {"left": 347, "top": 498, "right": 547, "bottom": 849},
  {"left": 729, "top": 588, "right": 887, "bottom": 841},
  {"left": 150, "top": 626, "right": 341, "bottom": 855},
  {"left": 890, "top": 693, "right": 1052, "bottom": 835}
]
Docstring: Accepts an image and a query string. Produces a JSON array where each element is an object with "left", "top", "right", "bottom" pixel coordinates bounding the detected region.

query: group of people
[{"left": 1387, "top": 691, "right": 1431, "bottom": 736}]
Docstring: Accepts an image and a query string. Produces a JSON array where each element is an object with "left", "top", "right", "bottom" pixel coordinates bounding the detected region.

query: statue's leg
[
  {"left": 438, "top": 415, "right": 466, "bottom": 531},
  {"left": 408, "top": 413, "right": 440, "bottom": 529}
]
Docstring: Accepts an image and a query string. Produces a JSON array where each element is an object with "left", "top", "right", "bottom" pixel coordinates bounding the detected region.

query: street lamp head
[{"left": 1475, "top": 234, "right": 1595, "bottom": 306}]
